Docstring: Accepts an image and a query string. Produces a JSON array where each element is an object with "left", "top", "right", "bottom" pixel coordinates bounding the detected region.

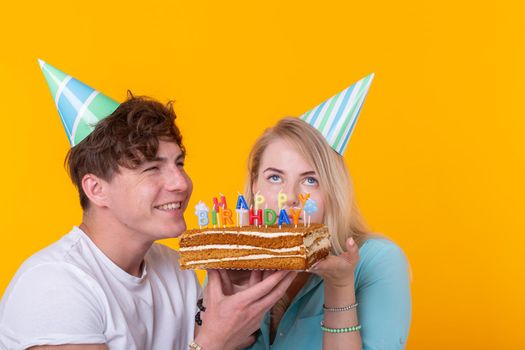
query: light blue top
[{"left": 246, "top": 237, "right": 412, "bottom": 350}]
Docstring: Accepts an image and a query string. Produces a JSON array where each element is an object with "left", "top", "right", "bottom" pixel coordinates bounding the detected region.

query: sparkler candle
[{"left": 194, "top": 201, "right": 209, "bottom": 228}]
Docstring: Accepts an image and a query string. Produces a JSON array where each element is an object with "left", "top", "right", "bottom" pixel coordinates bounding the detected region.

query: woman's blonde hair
[{"left": 244, "top": 118, "right": 370, "bottom": 254}]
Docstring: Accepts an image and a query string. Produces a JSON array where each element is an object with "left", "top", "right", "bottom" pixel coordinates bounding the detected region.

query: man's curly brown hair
[{"left": 65, "top": 93, "right": 185, "bottom": 210}]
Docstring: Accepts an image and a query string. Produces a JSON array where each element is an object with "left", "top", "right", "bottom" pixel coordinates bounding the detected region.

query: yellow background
[{"left": 1, "top": 1, "right": 524, "bottom": 348}]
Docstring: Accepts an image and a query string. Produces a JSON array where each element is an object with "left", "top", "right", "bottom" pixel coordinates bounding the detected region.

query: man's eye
[
  {"left": 144, "top": 166, "right": 159, "bottom": 172},
  {"left": 176, "top": 162, "right": 185, "bottom": 168}
]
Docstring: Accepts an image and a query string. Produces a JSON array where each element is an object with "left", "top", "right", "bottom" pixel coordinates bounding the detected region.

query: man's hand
[
  {"left": 195, "top": 269, "right": 297, "bottom": 350},
  {"left": 220, "top": 270, "right": 275, "bottom": 294}
]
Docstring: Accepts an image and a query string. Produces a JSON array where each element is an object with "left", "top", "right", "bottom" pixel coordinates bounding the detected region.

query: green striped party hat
[
  {"left": 38, "top": 59, "right": 120, "bottom": 146},
  {"left": 299, "top": 73, "right": 374, "bottom": 155}
]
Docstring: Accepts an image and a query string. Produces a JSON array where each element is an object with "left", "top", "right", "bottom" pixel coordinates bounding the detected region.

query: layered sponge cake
[{"left": 179, "top": 224, "right": 331, "bottom": 270}]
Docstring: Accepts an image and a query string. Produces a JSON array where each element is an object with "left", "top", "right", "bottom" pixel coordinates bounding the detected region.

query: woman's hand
[
  {"left": 309, "top": 237, "right": 362, "bottom": 350},
  {"left": 308, "top": 237, "right": 360, "bottom": 288},
  {"left": 195, "top": 269, "right": 297, "bottom": 350}
]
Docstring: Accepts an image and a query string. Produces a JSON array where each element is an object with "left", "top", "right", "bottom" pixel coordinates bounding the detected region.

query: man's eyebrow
[
  {"left": 263, "top": 167, "right": 284, "bottom": 174},
  {"left": 148, "top": 152, "right": 185, "bottom": 163}
]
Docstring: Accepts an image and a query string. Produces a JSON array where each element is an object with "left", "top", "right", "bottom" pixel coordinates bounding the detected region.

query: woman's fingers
[
  {"left": 307, "top": 237, "right": 360, "bottom": 281},
  {"left": 307, "top": 255, "right": 337, "bottom": 273},
  {"left": 337, "top": 237, "right": 360, "bottom": 266},
  {"left": 346, "top": 237, "right": 359, "bottom": 257}
]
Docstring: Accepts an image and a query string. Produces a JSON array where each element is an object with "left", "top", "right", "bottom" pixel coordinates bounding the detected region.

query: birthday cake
[{"left": 179, "top": 223, "right": 331, "bottom": 270}]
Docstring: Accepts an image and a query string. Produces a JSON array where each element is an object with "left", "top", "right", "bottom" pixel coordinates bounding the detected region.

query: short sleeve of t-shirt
[{"left": 0, "top": 262, "right": 107, "bottom": 349}]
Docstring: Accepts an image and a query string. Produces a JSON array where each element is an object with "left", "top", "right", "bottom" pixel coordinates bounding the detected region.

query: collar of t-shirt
[{"left": 73, "top": 226, "right": 149, "bottom": 285}]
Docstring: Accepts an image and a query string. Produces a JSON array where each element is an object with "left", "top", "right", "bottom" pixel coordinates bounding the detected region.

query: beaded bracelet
[
  {"left": 323, "top": 302, "right": 358, "bottom": 312},
  {"left": 320, "top": 321, "right": 362, "bottom": 333}
]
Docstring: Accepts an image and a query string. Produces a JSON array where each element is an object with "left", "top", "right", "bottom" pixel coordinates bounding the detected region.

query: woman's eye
[
  {"left": 176, "top": 162, "right": 185, "bottom": 168},
  {"left": 267, "top": 174, "right": 282, "bottom": 183},
  {"left": 144, "top": 166, "right": 159, "bottom": 172},
  {"left": 303, "top": 177, "right": 319, "bottom": 186}
]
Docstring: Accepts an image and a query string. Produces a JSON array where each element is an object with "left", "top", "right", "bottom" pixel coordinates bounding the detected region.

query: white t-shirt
[{"left": 0, "top": 227, "right": 202, "bottom": 350}]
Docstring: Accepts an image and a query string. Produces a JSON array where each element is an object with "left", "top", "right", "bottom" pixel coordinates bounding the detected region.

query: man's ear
[{"left": 81, "top": 174, "right": 110, "bottom": 208}]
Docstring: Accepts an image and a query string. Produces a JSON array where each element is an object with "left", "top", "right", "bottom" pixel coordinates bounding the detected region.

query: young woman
[{"left": 241, "top": 117, "right": 412, "bottom": 350}]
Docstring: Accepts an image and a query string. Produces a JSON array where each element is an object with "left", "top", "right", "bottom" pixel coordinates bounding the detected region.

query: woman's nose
[{"left": 283, "top": 185, "right": 300, "bottom": 208}]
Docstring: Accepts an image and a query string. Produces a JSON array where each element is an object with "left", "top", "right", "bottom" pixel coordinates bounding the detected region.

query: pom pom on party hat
[
  {"left": 38, "top": 59, "right": 119, "bottom": 146},
  {"left": 299, "top": 73, "right": 374, "bottom": 155}
]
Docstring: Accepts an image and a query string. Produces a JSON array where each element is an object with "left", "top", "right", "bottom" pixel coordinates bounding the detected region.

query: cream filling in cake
[
  {"left": 304, "top": 230, "right": 331, "bottom": 247},
  {"left": 184, "top": 254, "right": 303, "bottom": 266},
  {"left": 307, "top": 237, "right": 332, "bottom": 254},
  {"left": 179, "top": 244, "right": 303, "bottom": 253}
]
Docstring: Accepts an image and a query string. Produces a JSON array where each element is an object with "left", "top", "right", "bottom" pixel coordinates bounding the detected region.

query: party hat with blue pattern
[
  {"left": 38, "top": 59, "right": 120, "bottom": 146},
  {"left": 299, "top": 73, "right": 374, "bottom": 155}
]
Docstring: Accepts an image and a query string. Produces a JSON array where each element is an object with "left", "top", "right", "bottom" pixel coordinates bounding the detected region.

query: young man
[{"left": 0, "top": 63, "right": 295, "bottom": 350}]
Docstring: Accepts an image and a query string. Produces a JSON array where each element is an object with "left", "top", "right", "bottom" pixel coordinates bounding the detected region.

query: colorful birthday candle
[
  {"left": 219, "top": 206, "right": 234, "bottom": 227},
  {"left": 278, "top": 208, "right": 291, "bottom": 227},
  {"left": 235, "top": 193, "right": 249, "bottom": 227},
  {"left": 254, "top": 192, "right": 265, "bottom": 211},
  {"left": 194, "top": 201, "right": 209, "bottom": 228},
  {"left": 211, "top": 207, "right": 218, "bottom": 227},
  {"left": 303, "top": 198, "right": 318, "bottom": 227},
  {"left": 299, "top": 193, "right": 311, "bottom": 207},
  {"left": 236, "top": 194, "right": 249, "bottom": 211},
  {"left": 278, "top": 190, "right": 287, "bottom": 210},
  {"left": 249, "top": 206, "right": 263, "bottom": 227},
  {"left": 289, "top": 207, "right": 302, "bottom": 227},
  {"left": 299, "top": 193, "right": 311, "bottom": 225},
  {"left": 263, "top": 208, "right": 277, "bottom": 226},
  {"left": 213, "top": 194, "right": 228, "bottom": 211}
]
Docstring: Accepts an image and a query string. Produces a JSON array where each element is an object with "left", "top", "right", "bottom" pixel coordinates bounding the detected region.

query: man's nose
[{"left": 165, "top": 166, "right": 190, "bottom": 192}]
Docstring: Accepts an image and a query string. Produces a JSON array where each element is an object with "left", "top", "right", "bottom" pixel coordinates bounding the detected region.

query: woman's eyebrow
[
  {"left": 299, "top": 171, "right": 316, "bottom": 176},
  {"left": 263, "top": 167, "right": 284, "bottom": 174}
]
